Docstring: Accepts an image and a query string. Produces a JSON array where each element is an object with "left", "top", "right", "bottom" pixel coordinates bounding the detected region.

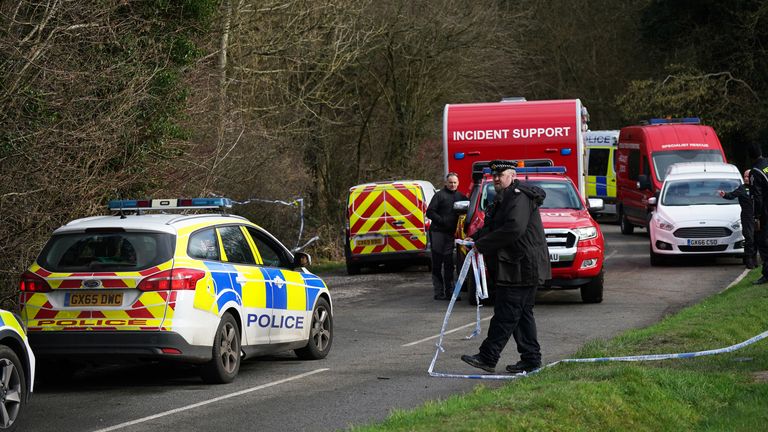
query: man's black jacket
[
  {"left": 426, "top": 187, "right": 468, "bottom": 233},
  {"left": 471, "top": 180, "right": 551, "bottom": 287},
  {"left": 722, "top": 184, "right": 754, "bottom": 220},
  {"left": 750, "top": 158, "right": 768, "bottom": 222}
]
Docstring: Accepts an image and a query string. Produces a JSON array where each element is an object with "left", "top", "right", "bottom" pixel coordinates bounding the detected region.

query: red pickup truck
[{"left": 456, "top": 167, "right": 605, "bottom": 304}]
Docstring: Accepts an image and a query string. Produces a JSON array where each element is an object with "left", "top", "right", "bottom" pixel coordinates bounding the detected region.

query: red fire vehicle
[
  {"left": 443, "top": 98, "right": 589, "bottom": 196},
  {"left": 444, "top": 98, "right": 604, "bottom": 303},
  {"left": 615, "top": 117, "right": 727, "bottom": 234}
]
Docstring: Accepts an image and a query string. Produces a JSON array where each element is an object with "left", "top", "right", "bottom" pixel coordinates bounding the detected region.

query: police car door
[
  {"left": 245, "top": 227, "right": 309, "bottom": 344},
  {"left": 214, "top": 225, "right": 266, "bottom": 346}
]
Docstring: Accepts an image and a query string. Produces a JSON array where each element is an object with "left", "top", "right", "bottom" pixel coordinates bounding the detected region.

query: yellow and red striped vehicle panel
[{"left": 347, "top": 182, "right": 427, "bottom": 255}]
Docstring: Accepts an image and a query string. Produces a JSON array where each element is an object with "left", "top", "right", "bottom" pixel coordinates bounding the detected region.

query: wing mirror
[
  {"left": 587, "top": 198, "right": 604, "bottom": 212},
  {"left": 637, "top": 174, "right": 652, "bottom": 191},
  {"left": 293, "top": 252, "right": 312, "bottom": 268},
  {"left": 453, "top": 200, "right": 470, "bottom": 214},
  {"left": 647, "top": 196, "right": 657, "bottom": 206}
]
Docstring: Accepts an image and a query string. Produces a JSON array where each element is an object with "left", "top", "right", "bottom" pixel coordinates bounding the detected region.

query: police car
[
  {"left": 0, "top": 309, "right": 35, "bottom": 431},
  {"left": 18, "top": 198, "right": 332, "bottom": 384}
]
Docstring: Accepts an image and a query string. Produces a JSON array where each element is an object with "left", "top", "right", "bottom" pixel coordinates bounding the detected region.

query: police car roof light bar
[
  {"left": 107, "top": 198, "right": 233, "bottom": 212},
  {"left": 647, "top": 117, "right": 701, "bottom": 125}
]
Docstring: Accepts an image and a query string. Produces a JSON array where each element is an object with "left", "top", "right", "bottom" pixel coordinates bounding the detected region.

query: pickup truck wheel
[
  {"left": 620, "top": 210, "right": 635, "bottom": 235},
  {"left": 580, "top": 270, "right": 604, "bottom": 303}
]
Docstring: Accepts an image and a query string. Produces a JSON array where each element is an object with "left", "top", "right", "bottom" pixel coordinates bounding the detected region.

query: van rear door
[{"left": 348, "top": 183, "right": 428, "bottom": 256}]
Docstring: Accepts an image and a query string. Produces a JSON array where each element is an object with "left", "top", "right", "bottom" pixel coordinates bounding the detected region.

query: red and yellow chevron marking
[
  {"left": 348, "top": 183, "right": 427, "bottom": 255},
  {"left": 22, "top": 261, "right": 177, "bottom": 332},
  {"left": 22, "top": 290, "right": 174, "bottom": 331}
]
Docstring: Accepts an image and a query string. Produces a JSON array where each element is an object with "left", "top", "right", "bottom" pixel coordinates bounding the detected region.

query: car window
[
  {"left": 246, "top": 227, "right": 289, "bottom": 268},
  {"left": 588, "top": 148, "right": 610, "bottom": 176},
  {"left": 217, "top": 226, "right": 256, "bottom": 265},
  {"left": 652, "top": 150, "right": 724, "bottom": 181},
  {"left": 38, "top": 231, "right": 174, "bottom": 272},
  {"left": 188, "top": 228, "right": 221, "bottom": 261},
  {"left": 662, "top": 178, "right": 741, "bottom": 206},
  {"left": 526, "top": 180, "right": 583, "bottom": 210}
]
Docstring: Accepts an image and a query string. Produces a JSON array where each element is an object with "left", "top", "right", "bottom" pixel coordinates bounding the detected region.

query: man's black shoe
[
  {"left": 434, "top": 294, "right": 447, "bottom": 300},
  {"left": 505, "top": 362, "right": 541, "bottom": 374},
  {"left": 753, "top": 276, "right": 768, "bottom": 285},
  {"left": 461, "top": 354, "right": 495, "bottom": 373}
]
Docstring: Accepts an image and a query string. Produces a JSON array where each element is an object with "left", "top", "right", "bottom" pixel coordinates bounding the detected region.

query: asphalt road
[{"left": 17, "top": 223, "right": 747, "bottom": 432}]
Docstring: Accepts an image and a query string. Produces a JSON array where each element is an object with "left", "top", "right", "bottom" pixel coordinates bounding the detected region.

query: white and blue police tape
[
  {"left": 428, "top": 242, "right": 528, "bottom": 380},
  {"left": 429, "top": 241, "right": 768, "bottom": 380},
  {"left": 211, "top": 193, "right": 319, "bottom": 251}
]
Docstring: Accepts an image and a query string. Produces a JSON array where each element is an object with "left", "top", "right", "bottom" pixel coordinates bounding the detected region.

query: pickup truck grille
[
  {"left": 545, "top": 231, "right": 577, "bottom": 248},
  {"left": 673, "top": 227, "right": 732, "bottom": 238}
]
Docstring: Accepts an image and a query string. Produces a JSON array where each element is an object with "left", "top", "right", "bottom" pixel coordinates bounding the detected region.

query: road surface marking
[
  {"left": 92, "top": 368, "right": 329, "bottom": 432},
  {"left": 403, "top": 317, "right": 492, "bottom": 347}
]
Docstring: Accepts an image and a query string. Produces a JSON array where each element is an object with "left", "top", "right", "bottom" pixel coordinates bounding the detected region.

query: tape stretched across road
[{"left": 429, "top": 245, "right": 768, "bottom": 380}]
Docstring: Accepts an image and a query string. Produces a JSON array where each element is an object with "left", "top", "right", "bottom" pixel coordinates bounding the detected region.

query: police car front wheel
[
  {"left": 200, "top": 313, "right": 241, "bottom": 384},
  {"left": 0, "top": 346, "right": 25, "bottom": 431}
]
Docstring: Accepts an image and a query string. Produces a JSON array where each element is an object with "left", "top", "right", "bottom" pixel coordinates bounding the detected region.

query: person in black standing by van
[
  {"left": 426, "top": 172, "right": 468, "bottom": 300},
  {"left": 460, "top": 160, "right": 550, "bottom": 374},
  {"left": 719, "top": 169, "right": 757, "bottom": 269},
  {"left": 749, "top": 143, "right": 768, "bottom": 283}
]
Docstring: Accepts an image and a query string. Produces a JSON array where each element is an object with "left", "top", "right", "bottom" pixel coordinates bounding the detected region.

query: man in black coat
[
  {"left": 749, "top": 143, "right": 768, "bottom": 284},
  {"left": 426, "top": 172, "right": 468, "bottom": 300},
  {"left": 719, "top": 169, "right": 756, "bottom": 269},
  {"left": 461, "top": 160, "right": 551, "bottom": 374}
]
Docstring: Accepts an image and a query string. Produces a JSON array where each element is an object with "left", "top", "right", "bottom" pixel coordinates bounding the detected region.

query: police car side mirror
[
  {"left": 587, "top": 198, "right": 604, "bottom": 212},
  {"left": 453, "top": 200, "right": 470, "bottom": 214},
  {"left": 293, "top": 252, "right": 312, "bottom": 268}
]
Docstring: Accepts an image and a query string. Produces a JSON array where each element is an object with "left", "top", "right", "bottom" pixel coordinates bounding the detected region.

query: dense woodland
[{"left": 1, "top": 0, "right": 767, "bottom": 304}]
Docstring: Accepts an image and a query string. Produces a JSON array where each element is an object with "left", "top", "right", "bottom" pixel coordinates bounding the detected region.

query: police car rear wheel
[
  {"left": 200, "top": 313, "right": 241, "bottom": 384},
  {"left": 0, "top": 346, "right": 25, "bottom": 431},
  {"left": 295, "top": 298, "right": 332, "bottom": 360}
]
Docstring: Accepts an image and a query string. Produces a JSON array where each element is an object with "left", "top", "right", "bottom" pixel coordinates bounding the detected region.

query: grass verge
[{"left": 352, "top": 270, "right": 768, "bottom": 432}]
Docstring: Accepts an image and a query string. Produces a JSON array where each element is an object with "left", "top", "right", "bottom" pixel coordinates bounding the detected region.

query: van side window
[
  {"left": 628, "top": 150, "right": 640, "bottom": 180},
  {"left": 642, "top": 158, "right": 651, "bottom": 176},
  {"left": 246, "top": 227, "right": 288, "bottom": 268},
  {"left": 218, "top": 226, "right": 256, "bottom": 265},
  {"left": 588, "top": 149, "right": 610, "bottom": 176}
]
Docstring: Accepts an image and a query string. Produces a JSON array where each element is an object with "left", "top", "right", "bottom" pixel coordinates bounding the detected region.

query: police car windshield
[
  {"left": 652, "top": 150, "right": 724, "bottom": 182},
  {"left": 480, "top": 180, "right": 582, "bottom": 210},
  {"left": 38, "top": 231, "right": 175, "bottom": 272},
  {"left": 662, "top": 179, "right": 741, "bottom": 206}
]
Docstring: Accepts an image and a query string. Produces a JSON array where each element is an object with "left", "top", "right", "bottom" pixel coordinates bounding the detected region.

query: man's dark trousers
[
  {"left": 430, "top": 231, "right": 455, "bottom": 297},
  {"left": 478, "top": 285, "right": 541, "bottom": 367},
  {"left": 743, "top": 216, "right": 756, "bottom": 265}
]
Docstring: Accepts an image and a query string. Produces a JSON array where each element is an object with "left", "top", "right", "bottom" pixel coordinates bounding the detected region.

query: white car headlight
[
  {"left": 731, "top": 220, "right": 741, "bottom": 231},
  {"left": 574, "top": 226, "right": 598, "bottom": 241},
  {"left": 654, "top": 214, "right": 675, "bottom": 231}
]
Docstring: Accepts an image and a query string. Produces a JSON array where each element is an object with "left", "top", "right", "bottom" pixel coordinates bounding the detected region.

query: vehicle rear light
[
  {"left": 19, "top": 271, "right": 52, "bottom": 292},
  {"left": 137, "top": 268, "right": 206, "bottom": 291},
  {"left": 161, "top": 347, "right": 182, "bottom": 355}
]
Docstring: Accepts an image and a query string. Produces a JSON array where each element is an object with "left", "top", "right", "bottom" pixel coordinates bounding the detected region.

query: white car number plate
[
  {"left": 549, "top": 253, "right": 560, "bottom": 262},
  {"left": 687, "top": 239, "right": 718, "bottom": 246}
]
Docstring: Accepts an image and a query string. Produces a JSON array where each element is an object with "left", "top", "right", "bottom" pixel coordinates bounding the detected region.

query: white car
[{"left": 648, "top": 162, "right": 744, "bottom": 266}]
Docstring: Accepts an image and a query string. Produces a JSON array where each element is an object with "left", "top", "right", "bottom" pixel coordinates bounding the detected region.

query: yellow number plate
[
  {"left": 66, "top": 292, "right": 124, "bottom": 307},
  {"left": 355, "top": 237, "right": 384, "bottom": 247}
]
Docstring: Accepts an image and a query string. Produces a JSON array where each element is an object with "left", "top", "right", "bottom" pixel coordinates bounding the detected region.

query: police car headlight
[
  {"left": 574, "top": 226, "right": 598, "bottom": 241},
  {"left": 655, "top": 214, "right": 675, "bottom": 231},
  {"left": 731, "top": 220, "right": 741, "bottom": 231}
]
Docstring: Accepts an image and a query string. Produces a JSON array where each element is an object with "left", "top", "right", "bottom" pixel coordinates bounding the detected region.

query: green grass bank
[{"left": 352, "top": 270, "right": 768, "bottom": 432}]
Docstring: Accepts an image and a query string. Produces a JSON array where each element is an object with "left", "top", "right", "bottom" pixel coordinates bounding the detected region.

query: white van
[{"left": 647, "top": 162, "right": 744, "bottom": 265}]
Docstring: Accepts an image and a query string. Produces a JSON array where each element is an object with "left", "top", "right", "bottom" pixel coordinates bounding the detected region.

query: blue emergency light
[
  {"left": 648, "top": 117, "right": 701, "bottom": 125},
  {"left": 515, "top": 167, "right": 567, "bottom": 174},
  {"left": 108, "top": 197, "right": 233, "bottom": 211}
]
